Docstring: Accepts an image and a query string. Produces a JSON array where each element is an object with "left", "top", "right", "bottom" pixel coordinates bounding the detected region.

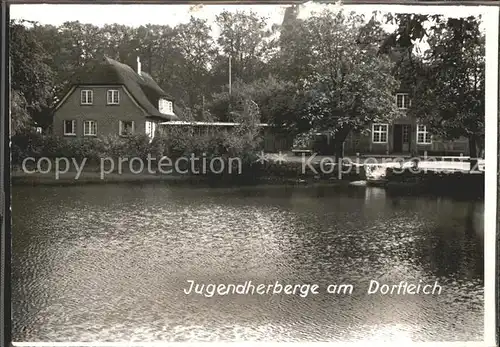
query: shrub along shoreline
[
  {"left": 11, "top": 155, "right": 363, "bottom": 186},
  {"left": 11, "top": 130, "right": 484, "bottom": 198},
  {"left": 11, "top": 129, "right": 360, "bottom": 186}
]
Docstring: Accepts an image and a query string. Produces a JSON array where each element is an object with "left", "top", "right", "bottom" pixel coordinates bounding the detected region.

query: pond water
[{"left": 12, "top": 184, "right": 484, "bottom": 342}]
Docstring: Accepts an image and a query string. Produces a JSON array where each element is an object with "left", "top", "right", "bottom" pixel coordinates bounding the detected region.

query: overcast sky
[{"left": 10, "top": 2, "right": 489, "bottom": 29}]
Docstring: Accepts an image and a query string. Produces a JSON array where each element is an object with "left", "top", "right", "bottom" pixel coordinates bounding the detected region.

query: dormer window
[
  {"left": 396, "top": 93, "right": 410, "bottom": 109},
  {"left": 158, "top": 98, "right": 173, "bottom": 114},
  {"left": 107, "top": 90, "right": 120, "bottom": 105},
  {"left": 81, "top": 90, "right": 93, "bottom": 105}
]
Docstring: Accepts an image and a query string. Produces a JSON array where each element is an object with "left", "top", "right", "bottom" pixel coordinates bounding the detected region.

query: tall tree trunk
[{"left": 468, "top": 134, "right": 478, "bottom": 171}]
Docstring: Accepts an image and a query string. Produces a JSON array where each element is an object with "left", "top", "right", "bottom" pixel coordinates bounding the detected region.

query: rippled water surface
[{"left": 12, "top": 184, "right": 484, "bottom": 342}]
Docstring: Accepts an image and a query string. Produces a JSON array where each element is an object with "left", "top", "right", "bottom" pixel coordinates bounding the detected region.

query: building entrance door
[
  {"left": 393, "top": 124, "right": 403, "bottom": 153},
  {"left": 393, "top": 124, "right": 411, "bottom": 153}
]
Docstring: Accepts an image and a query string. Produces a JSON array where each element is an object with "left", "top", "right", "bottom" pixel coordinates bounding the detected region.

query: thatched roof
[{"left": 65, "top": 56, "right": 179, "bottom": 121}]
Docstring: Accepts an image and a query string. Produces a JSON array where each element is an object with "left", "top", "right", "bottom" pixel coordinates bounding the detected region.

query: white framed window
[
  {"left": 416, "top": 124, "right": 432, "bottom": 144},
  {"left": 119, "top": 120, "right": 135, "bottom": 136},
  {"left": 107, "top": 89, "right": 120, "bottom": 105},
  {"left": 158, "top": 99, "right": 173, "bottom": 114},
  {"left": 63, "top": 120, "right": 76, "bottom": 135},
  {"left": 372, "top": 123, "right": 388, "bottom": 143},
  {"left": 396, "top": 93, "right": 410, "bottom": 109},
  {"left": 81, "top": 90, "right": 93, "bottom": 105},
  {"left": 145, "top": 120, "right": 157, "bottom": 139},
  {"left": 83, "top": 120, "right": 97, "bottom": 136}
]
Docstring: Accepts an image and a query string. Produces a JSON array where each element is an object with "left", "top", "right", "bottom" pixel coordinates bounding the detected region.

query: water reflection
[
  {"left": 364, "top": 186, "right": 386, "bottom": 202},
  {"left": 12, "top": 184, "right": 484, "bottom": 342}
]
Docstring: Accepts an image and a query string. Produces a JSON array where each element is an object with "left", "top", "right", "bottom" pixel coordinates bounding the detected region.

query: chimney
[{"left": 136, "top": 56, "right": 142, "bottom": 76}]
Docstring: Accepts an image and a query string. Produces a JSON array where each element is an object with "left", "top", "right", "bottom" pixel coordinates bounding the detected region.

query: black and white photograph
[{"left": 3, "top": 1, "right": 498, "bottom": 345}]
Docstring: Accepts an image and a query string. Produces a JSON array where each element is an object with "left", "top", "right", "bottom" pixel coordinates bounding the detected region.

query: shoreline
[
  {"left": 12, "top": 170, "right": 208, "bottom": 186},
  {"left": 11, "top": 169, "right": 484, "bottom": 197},
  {"left": 11, "top": 160, "right": 485, "bottom": 200},
  {"left": 11, "top": 169, "right": 359, "bottom": 186}
]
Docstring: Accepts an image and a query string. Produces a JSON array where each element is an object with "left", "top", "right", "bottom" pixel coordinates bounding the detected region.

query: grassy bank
[
  {"left": 11, "top": 149, "right": 484, "bottom": 197},
  {"left": 11, "top": 170, "right": 359, "bottom": 187},
  {"left": 11, "top": 159, "right": 365, "bottom": 186}
]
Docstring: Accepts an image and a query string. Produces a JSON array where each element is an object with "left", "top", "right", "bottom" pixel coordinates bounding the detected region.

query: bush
[
  {"left": 12, "top": 115, "right": 263, "bottom": 176},
  {"left": 11, "top": 130, "right": 44, "bottom": 165},
  {"left": 293, "top": 132, "right": 313, "bottom": 149}
]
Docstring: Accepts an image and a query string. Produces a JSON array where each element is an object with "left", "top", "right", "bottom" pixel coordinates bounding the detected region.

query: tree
[
  {"left": 10, "top": 90, "right": 32, "bottom": 135},
  {"left": 407, "top": 16, "right": 485, "bottom": 166},
  {"left": 242, "top": 77, "right": 310, "bottom": 133},
  {"left": 9, "top": 20, "right": 55, "bottom": 129},
  {"left": 272, "top": 5, "right": 313, "bottom": 83},
  {"left": 215, "top": 10, "right": 277, "bottom": 84},
  {"left": 207, "top": 76, "right": 308, "bottom": 137},
  {"left": 173, "top": 17, "right": 217, "bottom": 111},
  {"left": 101, "top": 23, "right": 136, "bottom": 63},
  {"left": 382, "top": 14, "right": 485, "bottom": 163},
  {"left": 380, "top": 13, "right": 437, "bottom": 54},
  {"left": 11, "top": 12, "right": 282, "bottom": 126},
  {"left": 283, "top": 10, "right": 400, "bottom": 163}
]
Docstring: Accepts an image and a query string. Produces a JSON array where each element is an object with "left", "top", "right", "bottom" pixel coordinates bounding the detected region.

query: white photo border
[{"left": 7, "top": 3, "right": 499, "bottom": 347}]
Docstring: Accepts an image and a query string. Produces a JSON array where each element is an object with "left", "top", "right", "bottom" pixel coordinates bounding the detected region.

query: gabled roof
[{"left": 63, "top": 56, "right": 178, "bottom": 121}]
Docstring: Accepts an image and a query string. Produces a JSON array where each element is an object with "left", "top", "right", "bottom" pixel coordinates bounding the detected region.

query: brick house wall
[
  {"left": 344, "top": 118, "right": 470, "bottom": 156},
  {"left": 342, "top": 89, "right": 471, "bottom": 156},
  {"left": 53, "top": 85, "right": 152, "bottom": 138}
]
